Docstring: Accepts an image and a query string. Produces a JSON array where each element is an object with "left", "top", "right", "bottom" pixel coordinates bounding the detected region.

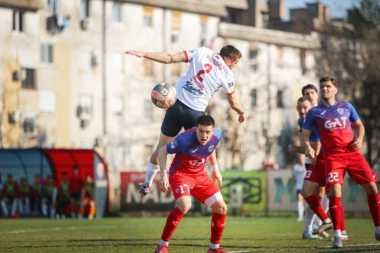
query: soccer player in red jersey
[
  {"left": 18, "top": 178, "right": 34, "bottom": 217},
  {"left": 0, "top": 174, "right": 19, "bottom": 217},
  {"left": 69, "top": 166, "right": 84, "bottom": 218},
  {"left": 302, "top": 77, "right": 380, "bottom": 248},
  {"left": 154, "top": 115, "right": 228, "bottom": 253}
]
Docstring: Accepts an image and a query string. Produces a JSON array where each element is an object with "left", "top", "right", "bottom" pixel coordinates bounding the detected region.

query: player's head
[
  {"left": 319, "top": 76, "right": 338, "bottom": 101},
  {"left": 302, "top": 84, "right": 319, "bottom": 106},
  {"left": 296, "top": 96, "right": 313, "bottom": 119},
  {"left": 220, "top": 45, "right": 242, "bottom": 70},
  {"left": 196, "top": 115, "right": 215, "bottom": 146}
]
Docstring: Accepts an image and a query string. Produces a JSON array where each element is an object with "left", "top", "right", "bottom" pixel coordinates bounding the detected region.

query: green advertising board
[{"left": 220, "top": 170, "right": 266, "bottom": 215}]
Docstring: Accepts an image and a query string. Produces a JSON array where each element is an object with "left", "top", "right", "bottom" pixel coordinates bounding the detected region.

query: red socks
[
  {"left": 304, "top": 195, "right": 329, "bottom": 221},
  {"left": 367, "top": 193, "right": 380, "bottom": 226},
  {"left": 160, "top": 207, "right": 185, "bottom": 242},
  {"left": 329, "top": 196, "right": 343, "bottom": 230},
  {"left": 210, "top": 212, "right": 226, "bottom": 244}
]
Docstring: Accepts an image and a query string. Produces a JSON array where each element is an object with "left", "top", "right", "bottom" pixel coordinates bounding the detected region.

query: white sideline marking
[
  {"left": 6, "top": 225, "right": 117, "bottom": 234},
  {"left": 228, "top": 243, "right": 380, "bottom": 252}
]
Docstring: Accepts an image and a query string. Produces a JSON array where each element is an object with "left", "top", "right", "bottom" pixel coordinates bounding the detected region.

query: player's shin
[
  {"left": 160, "top": 207, "right": 185, "bottom": 242},
  {"left": 210, "top": 212, "right": 226, "bottom": 246}
]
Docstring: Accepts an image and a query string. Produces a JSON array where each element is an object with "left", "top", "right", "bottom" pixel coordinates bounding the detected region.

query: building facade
[{"left": 0, "top": 0, "right": 325, "bottom": 179}]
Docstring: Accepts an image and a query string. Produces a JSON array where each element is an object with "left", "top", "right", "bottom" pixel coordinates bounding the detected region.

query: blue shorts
[{"left": 161, "top": 99, "right": 204, "bottom": 137}]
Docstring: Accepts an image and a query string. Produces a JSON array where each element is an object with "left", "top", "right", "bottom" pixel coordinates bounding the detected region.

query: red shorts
[
  {"left": 324, "top": 150, "right": 378, "bottom": 186},
  {"left": 169, "top": 171, "right": 222, "bottom": 206},
  {"left": 304, "top": 158, "right": 327, "bottom": 187}
]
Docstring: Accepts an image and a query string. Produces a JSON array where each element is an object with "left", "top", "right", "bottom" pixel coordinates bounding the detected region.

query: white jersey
[
  {"left": 176, "top": 47, "right": 236, "bottom": 111},
  {"left": 292, "top": 164, "right": 306, "bottom": 190}
]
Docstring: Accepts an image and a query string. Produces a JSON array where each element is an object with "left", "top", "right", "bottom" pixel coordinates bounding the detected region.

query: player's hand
[
  {"left": 160, "top": 176, "right": 169, "bottom": 193},
  {"left": 305, "top": 147, "right": 315, "bottom": 159},
  {"left": 125, "top": 50, "right": 144, "bottom": 58},
  {"left": 238, "top": 113, "right": 245, "bottom": 123},
  {"left": 212, "top": 170, "right": 223, "bottom": 188},
  {"left": 348, "top": 137, "right": 362, "bottom": 151}
]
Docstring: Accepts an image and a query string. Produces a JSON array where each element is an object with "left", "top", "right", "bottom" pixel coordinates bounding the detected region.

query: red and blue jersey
[
  {"left": 166, "top": 127, "right": 222, "bottom": 175},
  {"left": 298, "top": 117, "right": 320, "bottom": 142},
  {"left": 303, "top": 101, "right": 359, "bottom": 155}
]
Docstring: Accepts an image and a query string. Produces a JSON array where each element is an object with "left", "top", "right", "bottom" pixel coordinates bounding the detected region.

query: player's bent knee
[{"left": 175, "top": 196, "right": 192, "bottom": 213}]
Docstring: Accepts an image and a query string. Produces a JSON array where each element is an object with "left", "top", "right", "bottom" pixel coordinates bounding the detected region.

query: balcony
[{"left": 0, "top": 0, "right": 42, "bottom": 12}]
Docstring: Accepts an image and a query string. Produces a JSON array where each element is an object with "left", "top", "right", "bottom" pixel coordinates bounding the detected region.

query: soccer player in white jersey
[{"left": 125, "top": 46, "right": 245, "bottom": 195}]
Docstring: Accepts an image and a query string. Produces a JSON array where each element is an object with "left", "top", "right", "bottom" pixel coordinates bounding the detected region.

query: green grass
[{"left": 0, "top": 216, "right": 379, "bottom": 253}]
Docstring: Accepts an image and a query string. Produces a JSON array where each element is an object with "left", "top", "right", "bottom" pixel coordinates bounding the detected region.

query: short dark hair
[
  {"left": 197, "top": 115, "right": 215, "bottom": 127},
  {"left": 302, "top": 84, "right": 318, "bottom": 95},
  {"left": 320, "top": 76, "right": 338, "bottom": 88},
  {"left": 220, "top": 45, "right": 242, "bottom": 60},
  {"left": 297, "top": 96, "right": 310, "bottom": 105}
]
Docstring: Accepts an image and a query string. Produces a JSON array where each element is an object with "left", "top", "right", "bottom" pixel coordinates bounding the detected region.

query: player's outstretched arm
[
  {"left": 157, "top": 146, "right": 169, "bottom": 193},
  {"left": 125, "top": 50, "right": 187, "bottom": 64},
  {"left": 226, "top": 93, "right": 245, "bottom": 123}
]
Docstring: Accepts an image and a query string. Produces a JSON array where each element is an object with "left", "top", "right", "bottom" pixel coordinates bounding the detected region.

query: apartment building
[{"left": 0, "top": 0, "right": 325, "bottom": 174}]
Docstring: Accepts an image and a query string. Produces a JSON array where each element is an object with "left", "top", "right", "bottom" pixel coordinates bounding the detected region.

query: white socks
[
  {"left": 297, "top": 200, "right": 304, "bottom": 220},
  {"left": 303, "top": 205, "right": 316, "bottom": 233},
  {"left": 144, "top": 162, "right": 160, "bottom": 187}
]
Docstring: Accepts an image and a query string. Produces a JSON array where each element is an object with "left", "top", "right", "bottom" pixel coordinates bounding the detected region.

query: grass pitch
[{"left": 0, "top": 216, "right": 379, "bottom": 253}]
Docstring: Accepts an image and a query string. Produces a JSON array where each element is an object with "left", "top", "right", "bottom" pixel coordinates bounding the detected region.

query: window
[
  {"left": 144, "top": 58, "right": 153, "bottom": 76},
  {"left": 40, "top": 44, "right": 54, "bottom": 64},
  {"left": 39, "top": 91, "right": 56, "bottom": 113},
  {"left": 48, "top": 0, "right": 58, "bottom": 14},
  {"left": 12, "top": 11, "right": 25, "bottom": 32},
  {"left": 143, "top": 6, "right": 153, "bottom": 26},
  {"left": 77, "top": 95, "right": 92, "bottom": 128},
  {"left": 251, "top": 89, "right": 257, "bottom": 108},
  {"left": 111, "top": 53, "right": 124, "bottom": 72},
  {"left": 81, "top": 0, "right": 90, "bottom": 18},
  {"left": 300, "top": 49, "right": 307, "bottom": 74},
  {"left": 277, "top": 90, "right": 284, "bottom": 108},
  {"left": 112, "top": 97, "right": 124, "bottom": 116},
  {"left": 113, "top": 1, "right": 122, "bottom": 22},
  {"left": 21, "top": 68, "right": 36, "bottom": 89},
  {"left": 22, "top": 114, "right": 37, "bottom": 137},
  {"left": 171, "top": 11, "right": 181, "bottom": 43},
  {"left": 200, "top": 15, "right": 208, "bottom": 36}
]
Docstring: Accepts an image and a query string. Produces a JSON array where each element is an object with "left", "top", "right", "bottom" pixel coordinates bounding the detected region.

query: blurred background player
[
  {"left": 291, "top": 155, "right": 306, "bottom": 222},
  {"left": 302, "top": 84, "right": 330, "bottom": 232},
  {"left": 303, "top": 76, "right": 380, "bottom": 248},
  {"left": 289, "top": 96, "right": 331, "bottom": 240},
  {"left": 18, "top": 178, "right": 33, "bottom": 217},
  {"left": 81, "top": 174, "right": 95, "bottom": 220},
  {"left": 125, "top": 45, "right": 245, "bottom": 196},
  {"left": 40, "top": 175, "right": 57, "bottom": 218},
  {"left": 69, "top": 166, "right": 84, "bottom": 218},
  {"left": 155, "top": 115, "right": 228, "bottom": 253},
  {"left": 0, "top": 174, "right": 19, "bottom": 218},
  {"left": 56, "top": 172, "right": 70, "bottom": 219}
]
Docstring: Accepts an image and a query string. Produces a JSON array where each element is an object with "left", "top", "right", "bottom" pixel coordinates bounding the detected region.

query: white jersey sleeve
[{"left": 176, "top": 47, "right": 236, "bottom": 111}]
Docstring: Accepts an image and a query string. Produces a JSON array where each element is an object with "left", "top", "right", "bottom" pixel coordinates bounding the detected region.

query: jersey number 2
[{"left": 196, "top": 63, "right": 213, "bottom": 82}]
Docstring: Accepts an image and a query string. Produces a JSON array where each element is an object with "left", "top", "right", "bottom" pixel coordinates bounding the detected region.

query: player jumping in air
[{"left": 125, "top": 46, "right": 245, "bottom": 196}]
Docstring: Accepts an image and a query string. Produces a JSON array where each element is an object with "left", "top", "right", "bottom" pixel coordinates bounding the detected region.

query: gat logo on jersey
[{"left": 324, "top": 117, "right": 348, "bottom": 129}]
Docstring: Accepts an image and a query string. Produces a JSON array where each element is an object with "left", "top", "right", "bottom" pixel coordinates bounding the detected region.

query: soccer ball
[{"left": 151, "top": 83, "right": 177, "bottom": 109}]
